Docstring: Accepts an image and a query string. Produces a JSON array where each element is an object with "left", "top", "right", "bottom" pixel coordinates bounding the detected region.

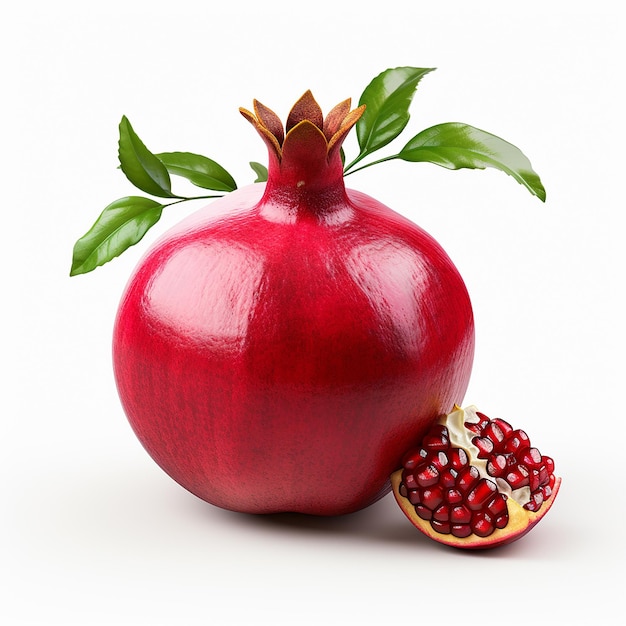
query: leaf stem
[
  {"left": 164, "top": 194, "right": 225, "bottom": 207},
  {"left": 344, "top": 154, "right": 399, "bottom": 176}
]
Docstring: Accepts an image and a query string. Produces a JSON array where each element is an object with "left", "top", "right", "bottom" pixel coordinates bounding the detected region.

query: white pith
[{"left": 445, "top": 406, "right": 531, "bottom": 507}]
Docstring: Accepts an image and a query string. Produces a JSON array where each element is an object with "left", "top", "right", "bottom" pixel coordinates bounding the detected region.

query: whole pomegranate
[{"left": 112, "top": 91, "right": 475, "bottom": 515}]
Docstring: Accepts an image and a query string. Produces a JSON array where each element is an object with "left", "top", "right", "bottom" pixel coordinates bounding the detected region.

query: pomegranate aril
[
  {"left": 401, "top": 451, "right": 423, "bottom": 470},
  {"left": 466, "top": 479, "right": 497, "bottom": 511},
  {"left": 471, "top": 512, "right": 495, "bottom": 538},
  {"left": 399, "top": 482, "right": 408, "bottom": 498},
  {"left": 484, "top": 421, "right": 505, "bottom": 446},
  {"left": 465, "top": 422, "right": 482, "bottom": 435},
  {"left": 422, "top": 430, "right": 450, "bottom": 451},
  {"left": 451, "top": 524, "right": 473, "bottom": 538},
  {"left": 529, "top": 469, "right": 542, "bottom": 492},
  {"left": 486, "top": 494, "right": 508, "bottom": 518},
  {"left": 495, "top": 514, "right": 508, "bottom": 529},
  {"left": 544, "top": 457, "right": 555, "bottom": 474},
  {"left": 432, "top": 451, "right": 449, "bottom": 470},
  {"left": 506, "top": 465, "right": 529, "bottom": 489},
  {"left": 450, "top": 504, "right": 472, "bottom": 524},
  {"left": 433, "top": 504, "right": 450, "bottom": 522},
  {"left": 521, "top": 447, "right": 543, "bottom": 469},
  {"left": 445, "top": 488, "right": 463, "bottom": 505},
  {"left": 440, "top": 468, "right": 458, "bottom": 489},
  {"left": 492, "top": 418, "right": 513, "bottom": 436},
  {"left": 504, "top": 429, "right": 530, "bottom": 454},
  {"left": 420, "top": 486, "right": 444, "bottom": 510},
  {"left": 449, "top": 448, "right": 469, "bottom": 470},
  {"left": 408, "top": 489, "right": 421, "bottom": 505},
  {"left": 431, "top": 519, "right": 451, "bottom": 534},
  {"left": 415, "top": 505, "right": 432, "bottom": 521},
  {"left": 525, "top": 491, "right": 544, "bottom": 512},
  {"left": 416, "top": 463, "right": 439, "bottom": 487},
  {"left": 473, "top": 436, "right": 494, "bottom": 457},
  {"left": 456, "top": 466, "right": 480, "bottom": 494},
  {"left": 402, "top": 471, "right": 418, "bottom": 491},
  {"left": 473, "top": 412, "right": 491, "bottom": 430},
  {"left": 487, "top": 454, "right": 507, "bottom": 477}
]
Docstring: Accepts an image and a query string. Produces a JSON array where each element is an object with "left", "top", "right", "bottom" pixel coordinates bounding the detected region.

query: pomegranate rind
[{"left": 391, "top": 469, "right": 561, "bottom": 549}]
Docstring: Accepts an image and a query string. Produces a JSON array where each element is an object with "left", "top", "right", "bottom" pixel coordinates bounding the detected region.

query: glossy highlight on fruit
[
  {"left": 112, "top": 92, "right": 475, "bottom": 515},
  {"left": 391, "top": 405, "right": 560, "bottom": 548}
]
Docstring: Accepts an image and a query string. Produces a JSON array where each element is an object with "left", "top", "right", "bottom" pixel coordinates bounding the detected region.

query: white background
[{"left": 3, "top": 1, "right": 623, "bottom": 624}]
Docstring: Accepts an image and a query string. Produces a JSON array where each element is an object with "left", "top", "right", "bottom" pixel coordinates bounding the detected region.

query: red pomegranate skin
[{"left": 112, "top": 98, "right": 475, "bottom": 515}]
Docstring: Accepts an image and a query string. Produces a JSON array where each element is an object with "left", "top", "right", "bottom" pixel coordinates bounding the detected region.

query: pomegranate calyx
[
  {"left": 392, "top": 405, "right": 560, "bottom": 549},
  {"left": 240, "top": 91, "right": 366, "bottom": 165}
]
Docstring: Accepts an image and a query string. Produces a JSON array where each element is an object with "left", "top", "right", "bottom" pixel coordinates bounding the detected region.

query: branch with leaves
[{"left": 70, "top": 66, "right": 545, "bottom": 276}]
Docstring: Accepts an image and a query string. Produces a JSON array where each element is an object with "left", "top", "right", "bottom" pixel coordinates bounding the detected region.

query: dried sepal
[{"left": 240, "top": 92, "right": 366, "bottom": 167}]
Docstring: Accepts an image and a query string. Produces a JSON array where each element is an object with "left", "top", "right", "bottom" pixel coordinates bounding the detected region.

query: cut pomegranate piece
[{"left": 391, "top": 405, "right": 560, "bottom": 549}]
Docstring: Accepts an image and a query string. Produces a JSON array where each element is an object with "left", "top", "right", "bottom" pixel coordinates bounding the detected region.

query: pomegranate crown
[{"left": 240, "top": 91, "right": 366, "bottom": 167}]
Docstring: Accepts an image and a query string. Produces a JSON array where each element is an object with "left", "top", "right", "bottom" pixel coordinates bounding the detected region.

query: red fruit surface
[{"left": 112, "top": 93, "right": 475, "bottom": 515}]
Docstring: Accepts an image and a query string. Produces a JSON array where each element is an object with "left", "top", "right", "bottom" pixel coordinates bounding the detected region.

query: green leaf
[
  {"left": 350, "top": 66, "right": 435, "bottom": 168},
  {"left": 249, "top": 161, "right": 268, "bottom": 183},
  {"left": 398, "top": 122, "right": 546, "bottom": 201},
  {"left": 70, "top": 196, "right": 163, "bottom": 275},
  {"left": 156, "top": 152, "right": 237, "bottom": 192},
  {"left": 118, "top": 116, "right": 175, "bottom": 198}
]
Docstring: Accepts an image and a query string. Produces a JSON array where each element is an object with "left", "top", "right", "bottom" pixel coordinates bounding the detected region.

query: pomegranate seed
[
  {"left": 415, "top": 505, "right": 432, "bottom": 521},
  {"left": 401, "top": 450, "right": 423, "bottom": 470},
  {"left": 493, "top": 418, "right": 513, "bottom": 436},
  {"left": 506, "top": 465, "right": 529, "bottom": 489},
  {"left": 449, "top": 448, "right": 469, "bottom": 470},
  {"left": 403, "top": 471, "right": 418, "bottom": 491},
  {"left": 408, "top": 489, "right": 421, "bottom": 505},
  {"left": 445, "top": 488, "right": 463, "bottom": 505},
  {"left": 473, "top": 436, "right": 494, "bottom": 457},
  {"left": 420, "top": 486, "right": 444, "bottom": 510},
  {"left": 471, "top": 511, "right": 495, "bottom": 537},
  {"left": 466, "top": 479, "right": 497, "bottom": 511},
  {"left": 521, "top": 447, "right": 543, "bottom": 469},
  {"left": 433, "top": 504, "right": 450, "bottom": 522},
  {"left": 451, "top": 524, "right": 472, "bottom": 538},
  {"left": 422, "top": 432, "right": 450, "bottom": 451},
  {"left": 431, "top": 520, "right": 451, "bottom": 534},
  {"left": 432, "top": 451, "right": 449, "bottom": 470},
  {"left": 544, "top": 457, "right": 555, "bottom": 474},
  {"left": 529, "top": 469, "right": 542, "bottom": 492},
  {"left": 487, "top": 454, "right": 507, "bottom": 477},
  {"left": 399, "top": 482, "right": 408, "bottom": 498},
  {"left": 484, "top": 421, "right": 505, "bottom": 445},
  {"left": 450, "top": 504, "right": 472, "bottom": 524},
  {"left": 486, "top": 494, "right": 507, "bottom": 518},
  {"left": 465, "top": 422, "right": 482, "bottom": 435},
  {"left": 474, "top": 412, "right": 491, "bottom": 428},
  {"left": 495, "top": 514, "right": 508, "bottom": 529},
  {"left": 416, "top": 463, "right": 440, "bottom": 487},
  {"left": 525, "top": 491, "right": 544, "bottom": 512},
  {"left": 456, "top": 466, "right": 480, "bottom": 494},
  {"left": 504, "top": 429, "right": 530, "bottom": 453},
  {"left": 440, "top": 468, "right": 458, "bottom": 489},
  {"left": 542, "top": 484, "right": 552, "bottom": 499}
]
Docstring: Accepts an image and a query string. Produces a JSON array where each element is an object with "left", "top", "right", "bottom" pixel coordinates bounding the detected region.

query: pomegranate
[
  {"left": 112, "top": 91, "right": 475, "bottom": 515},
  {"left": 391, "top": 405, "right": 560, "bottom": 548}
]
